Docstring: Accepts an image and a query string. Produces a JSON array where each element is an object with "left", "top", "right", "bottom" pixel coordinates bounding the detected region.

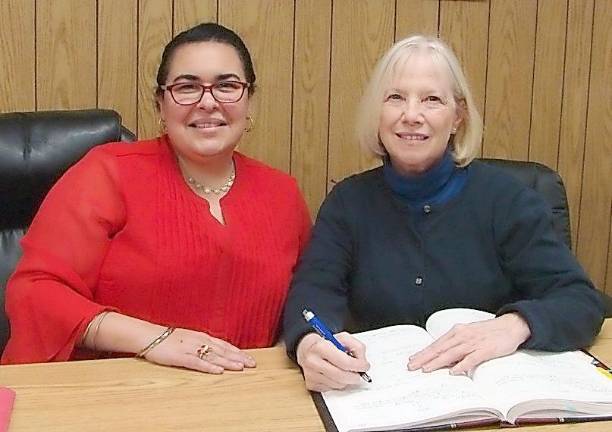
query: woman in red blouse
[{"left": 2, "top": 23, "right": 311, "bottom": 374}]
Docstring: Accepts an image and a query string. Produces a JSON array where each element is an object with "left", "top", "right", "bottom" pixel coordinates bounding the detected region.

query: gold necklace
[{"left": 185, "top": 166, "right": 236, "bottom": 195}]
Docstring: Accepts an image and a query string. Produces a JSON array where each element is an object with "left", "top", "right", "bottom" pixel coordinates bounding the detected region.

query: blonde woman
[{"left": 283, "top": 35, "right": 604, "bottom": 392}]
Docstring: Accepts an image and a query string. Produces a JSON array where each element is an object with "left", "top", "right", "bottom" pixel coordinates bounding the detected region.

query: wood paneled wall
[{"left": 0, "top": 0, "right": 610, "bottom": 293}]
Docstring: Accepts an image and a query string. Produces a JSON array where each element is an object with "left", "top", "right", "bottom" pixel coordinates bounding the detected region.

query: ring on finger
[{"left": 196, "top": 344, "right": 213, "bottom": 360}]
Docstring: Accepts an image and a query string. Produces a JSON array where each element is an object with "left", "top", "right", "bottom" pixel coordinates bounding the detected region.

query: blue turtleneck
[{"left": 382, "top": 149, "right": 468, "bottom": 211}]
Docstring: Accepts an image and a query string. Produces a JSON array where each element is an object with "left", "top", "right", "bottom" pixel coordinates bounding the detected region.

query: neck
[
  {"left": 176, "top": 152, "right": 235, "bottom": 186},
  {"left": 383, "top": 149, "right": 456, "bottom": 205}
]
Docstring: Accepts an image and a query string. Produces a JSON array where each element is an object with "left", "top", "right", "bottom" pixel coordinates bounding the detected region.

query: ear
[
  {"left": 453, "top": 98, "right": 467, "bottom": 131},
  {"left": 155, "top": 92, "right": 165, "bottom": 119}
]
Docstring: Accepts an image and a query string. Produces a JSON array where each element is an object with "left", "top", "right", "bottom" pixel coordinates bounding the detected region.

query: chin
[
  {"left": 193, "top": 146, "right": 233, "bottom": 158},
  {"left": 392, "top": 155, "right": 433, "bottom": 174},
  {"left": 195, "top": 140, "right": 238, "bottom": 155}
]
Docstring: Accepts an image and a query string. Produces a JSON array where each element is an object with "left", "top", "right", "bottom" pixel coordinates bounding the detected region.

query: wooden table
[{"left": 2, "top": 320, "right": 611, "bottom": 432}]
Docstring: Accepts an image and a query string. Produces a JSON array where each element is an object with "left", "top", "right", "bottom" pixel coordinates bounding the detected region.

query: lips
[
  {"left": 396, "top": 132, "right": 429, "bottom": 140},
  {"left": 189, "top": 118, "right": 227, "bottom": 128}
]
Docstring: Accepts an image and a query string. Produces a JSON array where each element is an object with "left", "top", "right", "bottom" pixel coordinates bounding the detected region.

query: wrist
[
  {"left": 136, "top": 326, "right": 175, "bottom": 358},
  {"left": 130, "top": 319, "right": 168, "bottom": 354},
  {"left": 296, "top": 332, "right": 321, "bottom": 365},
  {"left": 92, "top": 312, "right": 167, "bottom": 354},
  {"left": 503, "top": 312, "right": 531, "bottom": 345}
]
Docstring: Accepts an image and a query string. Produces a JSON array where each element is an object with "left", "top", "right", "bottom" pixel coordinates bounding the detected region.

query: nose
[
  {"left": 401, "top": 99, "right": 423, "bottom": 123},
  {"left": 196, "top": 89, "right": 218, "bottom": 110}
]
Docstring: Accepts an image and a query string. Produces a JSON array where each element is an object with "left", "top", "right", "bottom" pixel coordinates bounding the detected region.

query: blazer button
[
  {"left": 415, "top": 276, "right": 423, "bottom": 286},
  {"left": 423, "top": 204, "right": 431, "bottom": 214}
]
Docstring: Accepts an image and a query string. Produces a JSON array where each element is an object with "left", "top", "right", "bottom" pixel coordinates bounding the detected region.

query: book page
[
  {"left": 472, "top": 349, "right": 612, "bottom": 420},
  {"left": 322, "top": 325, "right": 501, "bottom": 432},
  {"left": 425, "top": 308, "right": 495, "bottom": 340},
  {"left": 423, "top": 308, "right": 612, "bottom": 420}
]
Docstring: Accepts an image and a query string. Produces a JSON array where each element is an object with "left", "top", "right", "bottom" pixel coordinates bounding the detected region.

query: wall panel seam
[
  {"left": 575, "top": 0, "right": 597, "bottom": 253},
  {"left": 527, "top": 0, "right": 539, "bottom": 161},
  {"left": 481, "top": 0, "right": 492, "bottom": 155},
  {"left": 556, "top": 0, "right": 570, "bottom": 171},
  {"left": 325, "top": 0, "right": 334, "bottom": 190},
  {"left": 34, "top": 0, "right": 38, "bottom": 111},
  {"left": 289, "top": 1, "right": 296, "bottom": 175}
]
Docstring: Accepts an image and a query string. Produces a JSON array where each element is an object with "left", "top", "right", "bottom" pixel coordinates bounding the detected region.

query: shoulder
[
  {"left": 88, "top": 137, "right": 162, "bottom": 160},
  {"left": 467, "top": 160, "right": 553, "bottom": 227},
  {"left": 463, "top": 159, "right": 546, "bottom": 209},
  {"left": 78, "top": 138, "right": 165, "bottom": 178},
  {"left": 331, "top": 166, "right": 383, "bottom": 196},
  {"left": 317, "top": 166, "right": 384, "bottom": 217},
  {"left": 467, "top": 160, "right": 528, "bottom": 193}
]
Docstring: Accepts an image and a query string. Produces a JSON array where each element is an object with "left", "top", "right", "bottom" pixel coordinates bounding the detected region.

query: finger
[
  {"left": 202, "top": 350, "right": 246, "bottom": 371},
  {"left": 318, "top": 340, "right": 369, "bottom": 373},
  {"left": 408, "top": 347, "right": 437, "bottom": 370},
  {"left": 209, "top": 336, "right": 242, "bottom": 353},
  {"left": 304, "top": 370, "right": 351, "bottom": 392},
  {"left": 209, "top": 336, "right": 257, "bottom": 365},
  {"left": 314, "top": 354, "right": 363, "bottom": 385},
  {"left": 409, "top": 325, "right": 470, "bottom": 369},
  {"left": 420, "top": 342, "right": 473, "bottom": 372},
  {"left": 335, "top": 333, "right": 368, "bottom": 362},
  {"left": 209, "top": 342, "right": 256, "bottom": 367},
  {"left": 450, "top": 349, "right": 492, "bottom": 375},
  {"left": 301, "top": 342, "right": 363, "bottom": 386},
  {"left": 175, "top": 354, "right": 224, "bottom": 374},
  {"left": 409, "top": 341, "right": 456, "bottom": 370}
]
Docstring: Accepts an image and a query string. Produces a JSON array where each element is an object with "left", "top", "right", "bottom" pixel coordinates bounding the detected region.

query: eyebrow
[
  {"left": 171, "top": 73, "right": 243, "bottom": 83},
  {"left": 387, "top": 86, "right": 444, "bottom": 94}
]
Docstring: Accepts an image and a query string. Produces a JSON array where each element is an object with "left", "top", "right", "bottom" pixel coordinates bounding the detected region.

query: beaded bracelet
[{"left": 136, "top": 327, "right": 175, "bottom": 358}]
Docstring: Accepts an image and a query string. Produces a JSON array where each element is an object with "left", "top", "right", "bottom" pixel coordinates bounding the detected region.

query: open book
[{"left": 318, "top": 309, "right": 612, "bottom": 432}]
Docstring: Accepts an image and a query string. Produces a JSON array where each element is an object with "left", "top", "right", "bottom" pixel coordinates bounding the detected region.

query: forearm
[
  {"left": 499, "top": 288, "right": 604, "bottom": 351},
  {"left": 80, "top": 312, "right": 166, "bottom": 355},
  {"left": 497, "top": 189, "right": 605, "bottom": 350},
  {"left": 283, "top": 280, "right": 349, "bottom": 361}
]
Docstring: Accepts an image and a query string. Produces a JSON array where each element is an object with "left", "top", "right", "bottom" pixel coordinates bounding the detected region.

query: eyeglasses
[{"left": 160, "top": 81, "right": 250, "bottom": 105}]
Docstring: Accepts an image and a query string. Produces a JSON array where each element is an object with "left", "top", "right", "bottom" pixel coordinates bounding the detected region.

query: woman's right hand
[
  {"left": 143, "top": 327, "right": 256, "bottom": 374},
  {"left": 296, "top": 332, "right": 370, "bottom": 392}
]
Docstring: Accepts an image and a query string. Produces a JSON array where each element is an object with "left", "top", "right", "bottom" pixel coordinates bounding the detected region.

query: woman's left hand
[{"left": 407, "top": 313, "right": 531, "bottom": 375}]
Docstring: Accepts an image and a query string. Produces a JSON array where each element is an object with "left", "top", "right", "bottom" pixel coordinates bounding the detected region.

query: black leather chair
[
  {"left": 0, "top": 109, "right": 136, "bottom": 352},
  {"left": 481, "top": 158, "right": 612, "bottom": 316}
]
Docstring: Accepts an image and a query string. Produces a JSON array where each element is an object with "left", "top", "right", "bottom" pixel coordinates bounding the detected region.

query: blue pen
[{"left": 302, "top": 308, "right": 372, "bottom": 383}]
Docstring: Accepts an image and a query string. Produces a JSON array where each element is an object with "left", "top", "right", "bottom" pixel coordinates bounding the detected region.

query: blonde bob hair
[{"left": 356, "top": 34, "right": 483, "bottom": 167}]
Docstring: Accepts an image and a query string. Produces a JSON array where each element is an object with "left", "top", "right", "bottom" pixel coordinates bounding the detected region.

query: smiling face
[
  {"left": 378, "top": 52, "right": 462, "bottom": 175},
  {"left": 158, "top": 41, "right": 249, "bottom": 163}
]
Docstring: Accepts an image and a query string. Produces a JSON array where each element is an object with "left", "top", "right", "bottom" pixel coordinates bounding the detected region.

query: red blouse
[{"left": 2, "top": 137, "right": 311, "bottom": 364}]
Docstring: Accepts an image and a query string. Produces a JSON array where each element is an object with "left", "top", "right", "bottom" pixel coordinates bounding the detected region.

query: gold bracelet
[
  {"left": 91, "top": 311, "right": 111, "bottom": 353},
  {"left": 136, "top": 327, "right": 175, "bottom": 358},
  {"left": 81, "top": 317, "right": 96, "bottom": 346}
]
